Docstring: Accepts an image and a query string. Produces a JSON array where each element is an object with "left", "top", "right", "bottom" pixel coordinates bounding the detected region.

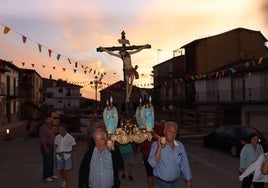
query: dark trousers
[
  {"left": 40, "top": 144, "right": 54, "bottom": 179},
  {"left": 241, "top": 174, "right": 264, "bottom": 188}
]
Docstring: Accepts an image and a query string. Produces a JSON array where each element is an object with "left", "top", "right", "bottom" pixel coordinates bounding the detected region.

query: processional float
[{"left": 97, "top": 31, "right": 154, "bottom": 144}]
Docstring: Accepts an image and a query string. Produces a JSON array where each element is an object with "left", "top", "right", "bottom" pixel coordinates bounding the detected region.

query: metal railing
[{"left": 196, "top": 86, "right": 268, "bottom": 103}]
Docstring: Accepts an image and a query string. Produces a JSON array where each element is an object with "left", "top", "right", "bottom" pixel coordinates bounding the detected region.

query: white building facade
[
  {"left": 0, "top": 60, "right": 20, "bottom": 124},
  {"left": 43, "top": 78, "right": 82, "bottom": 110}
]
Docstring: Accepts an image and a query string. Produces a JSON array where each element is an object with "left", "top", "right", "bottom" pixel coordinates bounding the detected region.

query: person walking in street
[
  {"left": 55, "top": 124, "right": 76, "bottom": 188},
  {"left": 78, "top": 129, "right": 124, "bottom": 188},
  {"left": 240, "top": 132, "right": 264, "bottom": 188},
  {"left": 119, "top": 142, "right": 134, "bottom": 181},
  {"left": 148, "top": 121, "right": 192, "bottom": 188},
  {"left": 88, "top": 113, "right": 98, "bottom": 139},
  {"left": 141, "top": 120, "right": 166, "bottom": 188},
  {"left": 39, "top": 116, "right": 58, "bottom": 182}
]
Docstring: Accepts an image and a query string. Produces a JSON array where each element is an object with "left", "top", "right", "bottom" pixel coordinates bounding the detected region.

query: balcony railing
[
  {"left": 0, "top": 82, "right": 5, "bottom": 95},
  {"left": 196, "top": 86, "right": 268, "bottom": 103},
  {"left": 0, "top": 82, "right": 19, "bottom": 97}
]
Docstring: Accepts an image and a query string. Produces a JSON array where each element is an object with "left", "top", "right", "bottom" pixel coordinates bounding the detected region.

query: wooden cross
[
  {"left": 97, "top": 31, "right": 151, "bottom": 119},
  {"left": 96, "top": 31, "right": 151, "bottom": 52}
]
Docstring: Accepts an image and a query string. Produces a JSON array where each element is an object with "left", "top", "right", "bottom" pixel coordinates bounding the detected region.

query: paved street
[
  {"left": 0, "top": 121, "right": 260, "bottom": 188},
  {"left": 0, "top": 122, "right": 149, "bottom": 188}
]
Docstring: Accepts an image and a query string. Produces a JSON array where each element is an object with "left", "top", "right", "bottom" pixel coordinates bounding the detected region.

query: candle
[{"left": 110, "top": 96, "right": 113, "bottom": 104}]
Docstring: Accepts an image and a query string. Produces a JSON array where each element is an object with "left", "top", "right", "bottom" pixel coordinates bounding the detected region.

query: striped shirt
[
  {"left": 89, "top": 147, "right": 114, "bottom": 188},
  {"left": 148, "top": 140, "right": 192, "bottom": 182}
]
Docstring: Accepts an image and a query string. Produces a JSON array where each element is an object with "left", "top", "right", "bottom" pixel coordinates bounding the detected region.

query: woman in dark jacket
[{"left": 78, "top": 130, "right": 124, "bottom": 188}]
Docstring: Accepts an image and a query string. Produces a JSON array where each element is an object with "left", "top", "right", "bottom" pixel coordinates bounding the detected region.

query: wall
[
  {"left": 242, "top": 105, "right": 268, "bottom": 135},
  {"left": 245, "top": 72, "right": 268, "bottom": 101}
]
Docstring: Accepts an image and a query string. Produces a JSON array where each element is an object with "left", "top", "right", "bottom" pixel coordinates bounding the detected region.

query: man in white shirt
[{"left": 55, "top": 125, "right": 76, "bottom": 188}]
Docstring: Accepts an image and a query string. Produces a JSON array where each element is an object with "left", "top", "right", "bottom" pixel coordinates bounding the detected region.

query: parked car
[{"left": 203, "top": 125, "right": 267, "bottom": 157}]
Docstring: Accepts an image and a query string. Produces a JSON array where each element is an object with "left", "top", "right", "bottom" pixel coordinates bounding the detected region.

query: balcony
[
  {"left": 65, "top": 92, "right": 82, "bottom": 97},
  {"left": 196, "top": 86, "right": 268, "bottom": 104},
  {"left": 0, "top": 82, "right": 5, "bottom": 95},
  {"left": 0, "top": 83, "right": 19, "bottom": 97}
]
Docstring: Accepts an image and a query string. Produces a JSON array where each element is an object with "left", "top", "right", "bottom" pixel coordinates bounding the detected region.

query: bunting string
[
  {"left": 0, "top": 22, "right": 156, "bottom": 89},
  {"left": 0, "top": 22, "right": 99, "bottom": 75},
  {"left": 4, "top": 22, "right": 259, "bottom": 89},
  {"left": 159, "top": 57, "right": 267, "bottom": 84}
]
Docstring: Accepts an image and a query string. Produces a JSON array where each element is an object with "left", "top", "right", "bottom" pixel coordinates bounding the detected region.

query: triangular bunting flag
[
  {"left": 3, "top": 26, "right": 10, "bottom": 34},
  {"left": 244, "top": 62, "right": 250, "bottom": 67},
  {"left": 63, "top": 68, "right": 66, "bottom": 72},
  {"left": 38, "top": 44, "right": 42, "bottom": 52},
  {"left": 53, "top": 67, "right": 56, "bottom": 70},
  {"left": 230, "top": 68, "right": 236, "bottom": 74},
  {"left": 84, "top": 71, "right": 87, "bottom": 74},
  {"left": 73, "top": 69, "right": 77, "bottom": 73},
  {"left": 48, "top": 49, "right": 52, "bottom": 57},
  {"left": 56, "top": 54, "right": 61, "bottom": 61},
  {"left": 42, "top": 65, "right": 45, "bottom": 68},
  {"left": 252, "top": 60, "right": 256, "bottom": 67},
  {"left": 22, "top": 36, "right": 27, "bottom": 43},
  {"left": 258, "top": 57, "right": 263, "bottom": 64},
  {"left": 22, "top": 62, "right": 25, "bottom": 66},
  {"left": 31, "top": 64, "right": 35, "bottom": 68},
  {"left": 68, "top": 58, "right": 72, "bottom": 64}
]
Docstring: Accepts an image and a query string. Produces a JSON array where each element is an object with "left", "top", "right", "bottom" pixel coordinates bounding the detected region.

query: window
[
  {"left": 66, "top": 89, "right": 71, "bottom": 96},
  {"left": 215, "top": 126, "right": 225, "bottom": 134},
  {"left": 13, "top": 100, "right": 16, "bottom": 114},
  {"left": 224, "top": 127, "right": 235, "bottom": 137},
  {"left": 58, "top": 88, "right": 63, "bottom": 93}
]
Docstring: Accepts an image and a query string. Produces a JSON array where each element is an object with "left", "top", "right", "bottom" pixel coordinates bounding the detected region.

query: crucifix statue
[{"left": 97, "top": 31, "right": 151, "bottom": 119}]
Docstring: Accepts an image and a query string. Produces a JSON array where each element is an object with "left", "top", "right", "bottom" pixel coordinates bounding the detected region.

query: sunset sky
[{"left": 0, "top": 0, "right": 267, "bottom": 99}]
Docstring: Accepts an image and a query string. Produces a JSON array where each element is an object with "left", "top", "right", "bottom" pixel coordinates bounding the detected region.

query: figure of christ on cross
[
  {"left": 99, "top": 45, "right": 149, "bottom": 102},
  {"left": 98, "top": 32, "right": 150, "bottom": 103}
]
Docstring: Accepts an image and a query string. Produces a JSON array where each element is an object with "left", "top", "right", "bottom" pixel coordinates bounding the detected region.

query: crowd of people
[
  {"left": 38, "top": 113, "right": 193, "bottom": 188},
  {"left": 37, "top": 110, "right": 268, "bottom": 188}
]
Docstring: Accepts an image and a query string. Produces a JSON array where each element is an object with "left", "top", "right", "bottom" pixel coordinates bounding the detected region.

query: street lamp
[
  {"left": 90, "top": 75, "right": 103, "bottom": 109},
  {"left": 157, "top": 49, "right": 162, "bottom": 63}
]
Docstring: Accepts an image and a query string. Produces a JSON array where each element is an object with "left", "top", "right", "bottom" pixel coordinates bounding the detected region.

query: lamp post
[
  {"left": 90, "top": 76, "right": 103, "bottom": 109},
  {"left": 157, "top": 49, "right": 162, "bottom": 63}
]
